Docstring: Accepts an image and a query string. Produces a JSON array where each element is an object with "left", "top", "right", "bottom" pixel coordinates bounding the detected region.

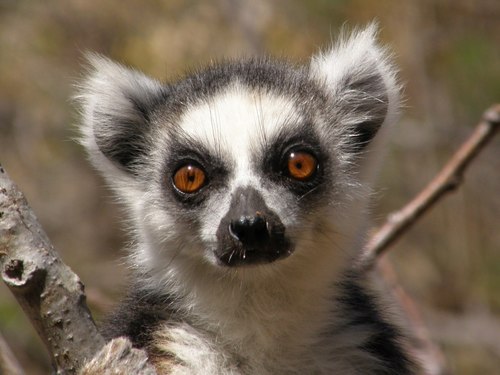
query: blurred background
[{"left": 0, "top": 0, "right": 499, "bottom": 373}]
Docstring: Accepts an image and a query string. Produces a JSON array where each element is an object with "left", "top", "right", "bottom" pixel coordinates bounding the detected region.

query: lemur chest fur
[
  {"left": 150, "top": 293, "right": 330, "bottom": 375},
  {"left": 151, "top": 321, "right": 322, "bottom": 375},
  {"left": 79, "top": 24, "right": 415, "bottom": 374}
]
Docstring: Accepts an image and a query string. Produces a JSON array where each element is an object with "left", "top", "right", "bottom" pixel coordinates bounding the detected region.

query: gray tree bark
[{"left": 0, "top": 165, "right": 156, "bottom": 374}]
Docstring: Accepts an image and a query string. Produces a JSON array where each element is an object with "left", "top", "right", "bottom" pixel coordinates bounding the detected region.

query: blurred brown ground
[{"left": 0, "top": 1, "right": 499, "bottom": 373}]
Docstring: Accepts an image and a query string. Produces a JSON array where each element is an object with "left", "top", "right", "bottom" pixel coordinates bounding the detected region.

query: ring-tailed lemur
[{"left": 78, "top": 25, "right": 415, "bottom": 374}]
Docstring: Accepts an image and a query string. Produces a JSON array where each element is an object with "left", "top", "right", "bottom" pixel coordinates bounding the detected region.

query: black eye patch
[
  {"left": 259, "top": 126, "right": 326, "bottom": 197},
  {"left": 161, "top": 135, "right": 230, "bottom": 206}
]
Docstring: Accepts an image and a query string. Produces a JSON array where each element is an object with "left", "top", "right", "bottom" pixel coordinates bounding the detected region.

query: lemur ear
[
  {"left": 309, "top": 24, "right": 400, "bottom": 151},
  {"left": 77, "top": 54, "right": 165, "bottom": 178}
]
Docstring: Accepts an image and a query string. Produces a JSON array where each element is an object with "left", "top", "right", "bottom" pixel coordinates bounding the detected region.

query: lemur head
[{"left": 78, "top": 25, "right": 399, "bottom": 282}]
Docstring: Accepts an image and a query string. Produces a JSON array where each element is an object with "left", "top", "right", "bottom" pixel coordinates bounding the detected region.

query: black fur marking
[
  {"left": 100, "top": 289, "right": 177, "bottom": 350},
  {"left": 93, "top": 85, "right": 171, "bottom": 174},
  {"left": 94, "top": 114, "right": 150, "bottom": 171},
  {"left": 260, "top": 124, "right": 327, "bottom": 201},
  {"left": 161, "top": 132, "right": 231, "bottom": 207},
  {"left": 174, "top": 58, "right": 309, "bottom": 99},
  {"left": 335, "top": 276, "right": 414, "bottom": 374},
  {"left": 341, "top": 71, "right": 389, "bottom": 154}
]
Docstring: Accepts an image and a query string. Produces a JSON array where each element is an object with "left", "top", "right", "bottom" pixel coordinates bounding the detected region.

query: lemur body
[{"left": 79, "top": 25, "right": 414, "bottom": 374}]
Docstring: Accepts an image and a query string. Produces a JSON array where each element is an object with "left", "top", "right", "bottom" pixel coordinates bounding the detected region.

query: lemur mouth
[
  {"left": 215, "top": 187, "right": 293, "bottom": 267},
  {"left": 218, "top": 240, "right": 294, "bottom": 267}
]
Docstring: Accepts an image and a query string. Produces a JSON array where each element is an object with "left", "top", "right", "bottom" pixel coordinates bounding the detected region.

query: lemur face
[
  {"left": 162, "top": 87, "right": 328, "bottom": 267},
  {"left": 78, "top": 25, "right": 399, "bottom": 273}
]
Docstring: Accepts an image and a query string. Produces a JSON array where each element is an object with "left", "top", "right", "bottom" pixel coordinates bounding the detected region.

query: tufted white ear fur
[
  {"left": 310, "top": 24, "right": 400, "bottom": 152},
  {"left": 75, "top": 54, "right": 165, "bottom": 191}
]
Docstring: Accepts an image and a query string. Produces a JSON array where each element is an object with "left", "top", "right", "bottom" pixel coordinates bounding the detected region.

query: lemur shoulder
[{"left": 78, "top": 25, "right": 416, "bottom": 374}]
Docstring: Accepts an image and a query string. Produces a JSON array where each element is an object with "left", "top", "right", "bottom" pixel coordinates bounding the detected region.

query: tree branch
[
  {"left": 0, "top": 166, "right": 106, "bottom": 372},
  {"left": 360, "top": 104, "right": 500, "bottom": 270},
  {"left": 0, "top": 166, "right": 157, "bottom": 374}
]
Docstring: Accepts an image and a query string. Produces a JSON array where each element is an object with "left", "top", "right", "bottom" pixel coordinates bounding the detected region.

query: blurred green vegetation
[{"left": 0, "top": 1, "right": 499, "bottom": 374}]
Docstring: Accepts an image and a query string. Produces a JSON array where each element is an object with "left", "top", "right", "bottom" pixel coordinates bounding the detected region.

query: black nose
[
  {"left": 215, "top": 187, "right": 292, "bottom": 267},
  {"left": 229, "top": 215, "right": 269, "bottom": 246}
]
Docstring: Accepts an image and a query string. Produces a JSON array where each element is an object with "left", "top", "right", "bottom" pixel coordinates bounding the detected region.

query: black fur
[
  {"left": 100, "top": 289, "right": 176, "bottom": 349},
  {"left": 335, "top": 275, "right": 414, "bottom": 374},
  {"left": 341, "top": 71, "right": 389, "bottom": 153},
  {"left": 260, "top": 123, "right": 327, "bottom": 199},
  {"left": 92, "top": 83, "right": 170, "bottom": 174},
  {"left": 161, "top": 132, "right": 231, "bottom": 208}
]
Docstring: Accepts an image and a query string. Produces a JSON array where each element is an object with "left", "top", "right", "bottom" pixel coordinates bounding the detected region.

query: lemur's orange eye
[
  {"left": 287, "top": 151, "right": 317, "bottom": 181},
  {"left": 173, "top": 165, "right": 206, "bottom": 193}
]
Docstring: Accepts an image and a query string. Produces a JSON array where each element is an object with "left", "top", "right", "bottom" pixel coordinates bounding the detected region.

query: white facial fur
[{"left": 177, "top": 84, "right": 302, "bottom": 232}]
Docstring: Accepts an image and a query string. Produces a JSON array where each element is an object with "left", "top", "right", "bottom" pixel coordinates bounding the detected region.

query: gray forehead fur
[{"left": 150, "top": 57, "right": 326, "bottom": 129}]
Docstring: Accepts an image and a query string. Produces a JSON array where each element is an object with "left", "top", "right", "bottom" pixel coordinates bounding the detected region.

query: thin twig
[{"left": 360, "top": 104, "right": 500, "bottom": 270}]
